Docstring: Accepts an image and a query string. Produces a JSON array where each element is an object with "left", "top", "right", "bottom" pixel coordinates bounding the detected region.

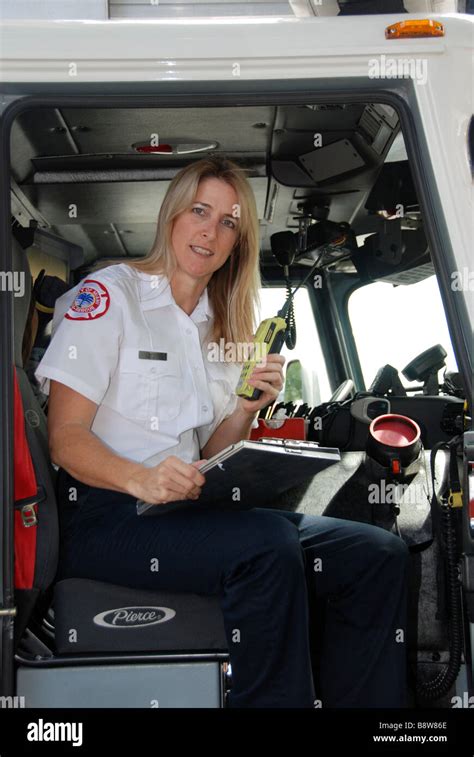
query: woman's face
[{"left": 170, "top": 177, "right": 240, "bottom": 285}]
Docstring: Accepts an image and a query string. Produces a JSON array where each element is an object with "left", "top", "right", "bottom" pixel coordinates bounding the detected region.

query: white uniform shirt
[{"left": 35, "top": 263, "right": 256, "bottom": 467}]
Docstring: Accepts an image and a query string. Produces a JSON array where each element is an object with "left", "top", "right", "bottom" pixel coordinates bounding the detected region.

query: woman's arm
[
  {"left": 48, "top": 380, "right": 205, "bottom": 504},
  {"left": 201, "top": 353, "right": 285, "bottom": 459},
  {"left": 201, "top": 404, "right": 258, "bottom": 459},
  {"left": 48, "top": 380, "right": 143, "bottom": 492}
]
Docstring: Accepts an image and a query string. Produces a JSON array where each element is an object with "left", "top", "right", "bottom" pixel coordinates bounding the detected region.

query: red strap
[{"left": 13, "top": 367, "right": 38, "bottom": 590}]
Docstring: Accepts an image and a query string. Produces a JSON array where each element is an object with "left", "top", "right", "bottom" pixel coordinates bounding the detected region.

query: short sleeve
[
  {"left": 217, "top": 362, "right": 260, "bottom": 430},
  {"left": 196, "top": 361, "right": 259, "bottom": 450},
  {"left": 35, "top": 276, "right": 124, "bottom": 404}
]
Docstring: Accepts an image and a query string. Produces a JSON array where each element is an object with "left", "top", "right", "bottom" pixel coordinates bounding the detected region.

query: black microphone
[{"left": 270, "top": 231, "right": 297, "bottom": 268}]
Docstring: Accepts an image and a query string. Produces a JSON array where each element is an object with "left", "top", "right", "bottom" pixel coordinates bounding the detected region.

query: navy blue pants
[{"left": 56, "top": 469, "right": 409, "bottom": 709}]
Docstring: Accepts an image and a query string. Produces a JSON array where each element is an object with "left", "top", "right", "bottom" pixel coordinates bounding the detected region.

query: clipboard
[{"left": 136, "top": 439, "right": 341, "bottom": 516}]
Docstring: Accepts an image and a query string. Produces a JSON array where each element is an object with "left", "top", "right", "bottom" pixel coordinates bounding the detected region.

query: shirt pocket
[{"left": 117, "top": 348, "right": 182, "bottom": 426}]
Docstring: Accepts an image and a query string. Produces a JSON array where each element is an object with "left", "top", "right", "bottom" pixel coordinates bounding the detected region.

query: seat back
[{"left": 12, "top": 237, "right": 59, "bottom": 646}]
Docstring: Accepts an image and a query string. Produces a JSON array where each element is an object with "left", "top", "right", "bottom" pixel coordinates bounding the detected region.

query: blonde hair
[{"left": 126, "top": 156, "right": 261, "bottom": 345}]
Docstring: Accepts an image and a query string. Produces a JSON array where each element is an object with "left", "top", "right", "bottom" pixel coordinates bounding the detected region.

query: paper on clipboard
[{"left": 136, "top": 439, "right": 340, "bottom": 516}]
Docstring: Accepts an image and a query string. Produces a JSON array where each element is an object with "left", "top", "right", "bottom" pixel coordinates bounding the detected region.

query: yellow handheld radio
[
  {"left": 236, "top": 314, "right": 288, "bottom": 401},
  {"left": 236, "top": 262, "right": 324, "bottom": 401}
]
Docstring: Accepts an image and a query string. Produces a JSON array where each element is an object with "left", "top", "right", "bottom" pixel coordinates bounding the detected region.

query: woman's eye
[{"left": 192, "top": 206, "right": 236, "bottom": 230}]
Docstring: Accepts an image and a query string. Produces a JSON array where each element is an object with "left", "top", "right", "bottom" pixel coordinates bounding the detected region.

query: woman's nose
[{"left": 200, "top": 217, "right": 218, "bottom": 239}]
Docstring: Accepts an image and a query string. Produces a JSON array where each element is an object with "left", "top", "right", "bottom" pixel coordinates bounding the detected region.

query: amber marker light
[{"left": 385, "top": 19, "right": 445, "bottom": 39}]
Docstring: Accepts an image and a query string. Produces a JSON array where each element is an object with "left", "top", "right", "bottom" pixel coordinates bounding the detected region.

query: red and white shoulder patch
[{"left": 65, "top": 279, "right": 111, "bottom": 321}]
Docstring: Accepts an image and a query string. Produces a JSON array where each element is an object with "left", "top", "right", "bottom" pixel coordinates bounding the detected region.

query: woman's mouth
[{"left": 190, "top": 245, "right": 214, "bottom": 257}]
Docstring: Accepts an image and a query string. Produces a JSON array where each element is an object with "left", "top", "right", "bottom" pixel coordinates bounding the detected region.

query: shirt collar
[{"left": 137, "top": 271, "right": 212, "bottom": 322}]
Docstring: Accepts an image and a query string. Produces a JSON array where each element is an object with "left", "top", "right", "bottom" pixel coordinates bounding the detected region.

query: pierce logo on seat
[
  {"left": 65, "top": 279, "right": 110, "bottom": 320},
  {"left": 93, "top": 606, "right": 176, "bottom": 628}
]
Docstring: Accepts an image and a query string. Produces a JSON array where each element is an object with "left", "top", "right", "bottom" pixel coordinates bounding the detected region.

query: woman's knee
[
  {"left": 377, "top": 528, "right": 409, "bottom": 557},
  {"left": 362, "top": 526, "right": 410, "bottom": 573}
]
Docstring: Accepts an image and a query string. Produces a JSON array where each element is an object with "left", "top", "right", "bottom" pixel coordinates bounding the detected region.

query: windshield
[{"left": 348, "top": 275, "right": 459, "bottom": 389}]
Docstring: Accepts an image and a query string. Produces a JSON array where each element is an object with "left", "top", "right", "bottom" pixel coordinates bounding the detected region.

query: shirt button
[
  {"left": 185, "top": 328, "right": 192, "bottom": 335},
  {"left": 202, "top": 405, "right": 209, "bottom": 412}
]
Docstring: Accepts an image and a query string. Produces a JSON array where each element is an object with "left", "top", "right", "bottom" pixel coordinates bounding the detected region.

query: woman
[{"left": 36, "top": 156, "right": 409, "bottom": 708}]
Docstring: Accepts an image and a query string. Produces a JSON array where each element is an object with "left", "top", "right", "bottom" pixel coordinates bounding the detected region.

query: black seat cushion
[{"left": 54, "top": 578, "right": 228, "bottom": 654}]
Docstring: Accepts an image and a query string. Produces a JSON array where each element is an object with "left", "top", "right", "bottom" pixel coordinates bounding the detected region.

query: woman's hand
[
  {"left": 126, "top": 456, "right": 207, "bottom": 506},
  {"left": 238, "top": 353, "right": 286, "bottom": 416}
]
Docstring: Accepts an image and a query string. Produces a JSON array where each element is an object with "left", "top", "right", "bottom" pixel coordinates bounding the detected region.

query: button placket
[
  {"left": 181, "top": 320, "right": 214, "bottom": 427},
  {"left": 146, "top": 351, "right": 182, "bottom": 424}
]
